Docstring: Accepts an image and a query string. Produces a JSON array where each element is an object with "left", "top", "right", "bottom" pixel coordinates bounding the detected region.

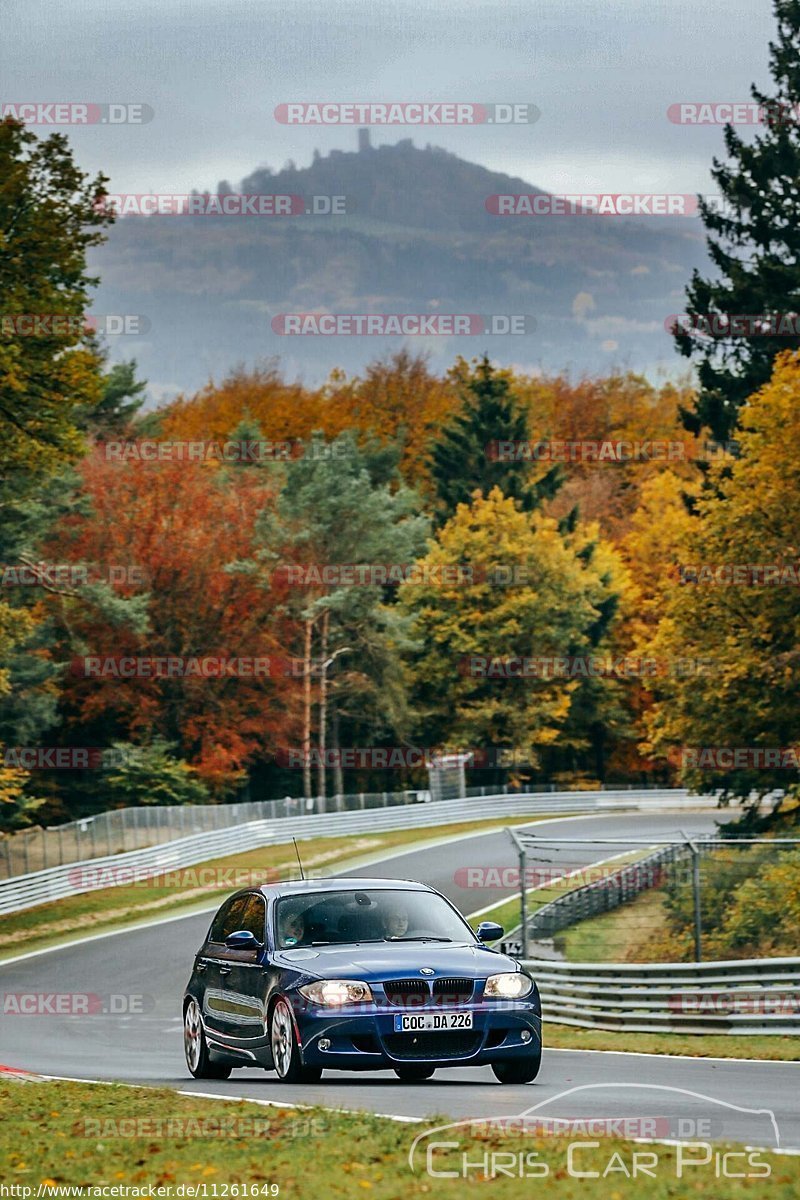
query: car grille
[
  {"left": 432, "top": 977, "right": 474, "bottom": 1004},
  {"left": 383, "top": 978, "right": 476, "bottom": 1007},
  {"left": 384, "top": 979, "right": 430, "bottom": 1007},
  {"left": 383, "top": 1031, "right": 482, "bottom": 1060}
]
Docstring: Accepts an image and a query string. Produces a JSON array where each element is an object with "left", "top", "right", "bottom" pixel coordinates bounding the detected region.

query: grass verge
[
  {"left": 542, "top": 1022, "right": 800, "bottom": 1061},
  {"left": 1, "top": 1079, "right": 796, "bottom": 1198},
  {"left": 474, "top": 847, "right": 656, "bottom": 943},
  {"left": 558, "top": 888, "right": 671, "bottom": 962}
]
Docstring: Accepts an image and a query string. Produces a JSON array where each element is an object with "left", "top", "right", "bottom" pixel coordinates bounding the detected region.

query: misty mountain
[{"left": 89, "top": 132, "right": 708, "bottom": 398}]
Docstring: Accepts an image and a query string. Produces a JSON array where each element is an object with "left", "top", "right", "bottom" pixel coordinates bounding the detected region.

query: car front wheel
[
  {"left": 491, "top": 1046, "right": 542, "bottom": 1084},
  {"left": 184, "top": 998, "right": 232, "bottom": 1080},
  {"left": 269, "top": 997, "right": 322, "bottom": 1084}
]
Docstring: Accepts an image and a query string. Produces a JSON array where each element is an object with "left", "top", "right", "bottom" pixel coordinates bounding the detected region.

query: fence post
[
  {"left": 691, "top": 844, "right": 703, "bottom": 962},
  {"left": 519, "top": 843, "right": 529, "bottom": 959}
]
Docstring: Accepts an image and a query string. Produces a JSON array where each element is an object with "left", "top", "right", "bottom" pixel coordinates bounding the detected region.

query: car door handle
[{"left": 219, "top": 965, "right": 232, "bottom": 976}]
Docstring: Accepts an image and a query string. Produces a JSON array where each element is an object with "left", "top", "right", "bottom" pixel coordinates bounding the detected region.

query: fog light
[
  {"left": 318, "top": 1038, "right": 331, "bottom": 1051},
  {"left": 521, "top": 1030, "right": 532, "bottom": 1043}
]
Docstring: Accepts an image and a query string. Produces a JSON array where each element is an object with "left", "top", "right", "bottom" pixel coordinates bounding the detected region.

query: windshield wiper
[
  {"left": 385, "top": 936, "right": 453, "bottom": 943},
  {"left": 309, "top": 938, "right": 385, "bottom": 946}
]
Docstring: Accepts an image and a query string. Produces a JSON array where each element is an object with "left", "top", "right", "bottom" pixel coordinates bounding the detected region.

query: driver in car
[
  {"left": 382, "top": 902, "right": 410, "bottom": 939},
  {"left": 278, "top": 907, "right": 306, "bottom": 947}
]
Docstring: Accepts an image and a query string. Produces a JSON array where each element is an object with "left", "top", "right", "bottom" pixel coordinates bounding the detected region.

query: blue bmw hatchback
[{"left": 184, "top": 878, "right": 541, "bottom": 1084}]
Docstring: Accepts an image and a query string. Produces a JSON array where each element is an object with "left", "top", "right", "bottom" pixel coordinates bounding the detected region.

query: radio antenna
[{"left": 292, "top": 837, "right": 306, "bottom": 880}]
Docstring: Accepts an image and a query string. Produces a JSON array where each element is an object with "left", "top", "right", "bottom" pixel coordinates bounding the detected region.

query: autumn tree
[
  {"left": 46, "top": 450, "right": 296, "bottom": 806},
  {"left": 0, "top": 120, "right": 112, "bottom": 827},
  {"left": 642, "top": 351, "right": 800, "bottom": 823},
  {"left": 244, "top": 431, "right": 428, "bottom": 799},
  {"left": 398, "top": 487, "right": 626, "bottom": 779}
]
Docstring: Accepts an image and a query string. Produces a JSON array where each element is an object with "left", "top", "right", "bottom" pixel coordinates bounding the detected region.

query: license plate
[{"left": 393, "top": 1012, "right": 473, "bottom": 1032}]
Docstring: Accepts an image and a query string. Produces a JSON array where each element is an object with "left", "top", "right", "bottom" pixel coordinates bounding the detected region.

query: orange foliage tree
[{"left": 46, "top": 451, "right": 300, "bottom": 795}]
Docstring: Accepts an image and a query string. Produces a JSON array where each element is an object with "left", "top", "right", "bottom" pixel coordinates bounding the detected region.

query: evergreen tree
[
  {"left": 79, "top": 360, "right": 147, "bottom": 438},
  {"left": 676, "top": 0, "right": 800, "bottom": 444},
  {"left": 430, "top": 355, "right": 561, "bottom": 522}
]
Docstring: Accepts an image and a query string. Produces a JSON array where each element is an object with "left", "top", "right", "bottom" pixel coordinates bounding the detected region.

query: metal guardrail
[
  {"left": 522, "top": 955, "right": 800, "bottom": 1035},
  {"left": 0, "top": 788, "right": 698, "bottom": 915},
  {"left": 0, "top": 782, "right": 668, "bottom": 878},
  {"left": 523, "top": 840, "right": 718, "bottom": 940}
]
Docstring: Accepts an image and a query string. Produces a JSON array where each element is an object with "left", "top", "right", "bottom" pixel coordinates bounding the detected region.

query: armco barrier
[
  {"left": 0, "top": 788, "right": 702, "bottom": 915},
  {"left": 522, "top": 955, "right": 800, "bottom": 1035},
  {"left": 524, "top": 839, "right": 719, "bottom": 940}
]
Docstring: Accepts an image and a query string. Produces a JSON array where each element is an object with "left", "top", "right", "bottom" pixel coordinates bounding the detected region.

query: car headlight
[
  {"left": 298, "top": 979, "right": 373, "bottom": 1006},
  {"left": 484, "top": 972, "right": 533, "bottom": 999}
]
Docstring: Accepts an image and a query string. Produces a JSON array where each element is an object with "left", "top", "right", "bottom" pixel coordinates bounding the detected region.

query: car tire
[
  {"left": 184, "top": 998, "right": 232, "bottom": 1080},
  {"left": 269, "top": 997, "right": 323, "bottom": 1084},
  {"left": 394, "top": 1065, "right": 435, "bottom": 1082},
  {"left": 491, "top": 1047, "right": 542, "bottom": 1085}
]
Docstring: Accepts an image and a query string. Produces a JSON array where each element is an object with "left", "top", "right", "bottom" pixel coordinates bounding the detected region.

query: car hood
[{"left": 273, "top": 941, "right": 520, "bottom": 980}]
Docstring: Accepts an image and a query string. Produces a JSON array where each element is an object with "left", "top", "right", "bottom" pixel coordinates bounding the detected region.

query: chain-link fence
[
  {"left": 0, "top": 780, "right": 666, "bottom": 880},
  {"left": 504, "top": 830, "right": 800, "bottom": 963}
]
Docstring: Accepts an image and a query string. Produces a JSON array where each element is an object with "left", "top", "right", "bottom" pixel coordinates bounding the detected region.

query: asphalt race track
[{"left": 1, "top": 809, "right": 798, "bottom": 1150}]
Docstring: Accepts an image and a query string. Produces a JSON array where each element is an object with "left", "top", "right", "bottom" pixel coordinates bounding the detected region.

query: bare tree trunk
[
  {"left": 317, "top": 609, "right": 329, "bottom": 802},
  {"left": 302, "top": 617, "right": 313, "bottom": 801}
]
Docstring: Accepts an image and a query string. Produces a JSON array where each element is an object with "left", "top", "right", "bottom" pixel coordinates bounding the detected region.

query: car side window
[
  {"left": 209, "top": 896, "right": 248, "bottom": 943},
  {"left": 239, "top": 894, "right": 266, "bottom": 943}
]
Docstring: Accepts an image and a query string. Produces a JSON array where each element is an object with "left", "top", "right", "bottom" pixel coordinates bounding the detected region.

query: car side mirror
[
  {"left": 475, "top": 921, "right": 504, "bottom": 943},
  {"left": 224, "top": 929, "right": 261, "bottom": 950}
]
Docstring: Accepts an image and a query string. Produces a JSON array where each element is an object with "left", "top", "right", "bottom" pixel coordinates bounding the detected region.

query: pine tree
[
  {"left": 676, "top": 0, "right": 800, "bottom": 444},
  {"left": 430, "top": 355, "right": 560, "bottom": 522}
]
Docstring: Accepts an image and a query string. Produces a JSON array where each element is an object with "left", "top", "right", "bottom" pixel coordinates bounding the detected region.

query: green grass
[
  {"left": 473, "top": 848, "right": 656, "bottom": 944},
  {"left": 542, "top": 1022, "right": 800, "bottom": 1060},
  {"left": 1, "top": 1079, "right": 796, "bottom": 1198},
  {"left": 0, "top": 812, "right": 555, "bottom": 961},
  {"left": 558, "top": 888, "right": 671, "bottom": 962}
]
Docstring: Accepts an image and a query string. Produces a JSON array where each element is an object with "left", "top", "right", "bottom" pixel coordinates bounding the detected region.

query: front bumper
[{"left": 294, "top": 1000, "right": 542, "bottom": 1070}]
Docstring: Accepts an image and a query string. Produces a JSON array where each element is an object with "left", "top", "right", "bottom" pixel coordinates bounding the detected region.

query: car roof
[{"left": 263, "top": 877, "right": 432, "bottom": 898}]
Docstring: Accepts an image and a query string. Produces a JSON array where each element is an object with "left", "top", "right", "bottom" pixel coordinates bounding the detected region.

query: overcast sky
[{"left": 3, "top": 0, "right": 776, "bottom": 196}]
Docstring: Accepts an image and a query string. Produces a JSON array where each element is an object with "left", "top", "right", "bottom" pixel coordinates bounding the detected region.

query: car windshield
[{"left": 274, "top": 888, "right": 474, "bottom": 948}]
